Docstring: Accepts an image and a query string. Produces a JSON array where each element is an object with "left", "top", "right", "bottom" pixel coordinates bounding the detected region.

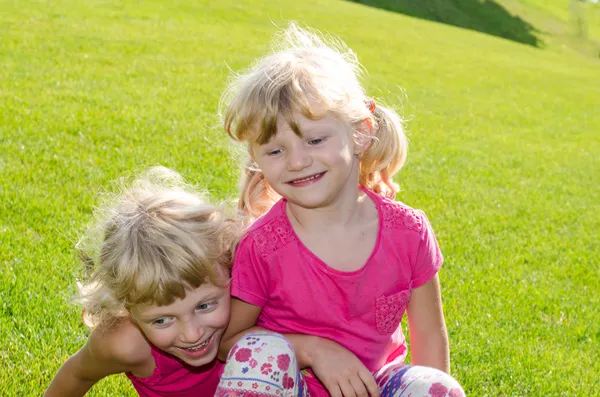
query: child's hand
[{"left": 309, "top": 338, "right": 380, "bottom": 397}]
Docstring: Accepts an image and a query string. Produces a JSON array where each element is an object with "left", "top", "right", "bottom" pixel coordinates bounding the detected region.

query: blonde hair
[
  {"left": 76, "top": 167, "right": 240, "bottom": 327},
  {"left": 221, "top": 23, "right": 408, "bottom": 219}
]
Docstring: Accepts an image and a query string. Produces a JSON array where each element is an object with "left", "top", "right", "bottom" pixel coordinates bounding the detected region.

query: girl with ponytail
[{"left": 216, "top": 23, "right": 465, "bottom": 397}]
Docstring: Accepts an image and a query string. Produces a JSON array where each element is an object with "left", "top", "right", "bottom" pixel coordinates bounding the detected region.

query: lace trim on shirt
[
  {"left": 251, "top": 215, "right": 297, "bottom": 259},
  {"left": 380, "top": 202, "right": 423, "bottom": 232},
  {"left": 375, "top": 286, "right": 412, "bottom": 334}
]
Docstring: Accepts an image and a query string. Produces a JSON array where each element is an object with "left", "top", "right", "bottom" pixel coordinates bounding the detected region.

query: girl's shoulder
[
  {"left": 238, "top": 199, "right": 296, "bottom": 259},
  {"left": 87, "top": 317, "right": 154, "bottom": 373},
  {"left": 368, "top": 190, "right": 425, "bottom": 234},
  {"left": 241, "top": 199, "right": 290, "bottom": 241},
  {"left": 245, "top": 199, "right": 286, "bottom": 233}
]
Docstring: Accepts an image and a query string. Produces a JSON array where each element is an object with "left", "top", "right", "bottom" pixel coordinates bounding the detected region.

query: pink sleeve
[
  {"left": 231, "top": 235, "right": 270, "bottom": 307},
  {"left": 411, "top": 210, "right": 443, "bottom": 288}
]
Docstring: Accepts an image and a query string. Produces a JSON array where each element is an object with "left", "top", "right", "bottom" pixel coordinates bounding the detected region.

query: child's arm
[
  {"left": 219, "top": 298, "right": 341, "bottom": 367},
  {"left": 219, "top": 298, "right": 380, "bottom": 397},
  {"left": 219, "top": 298, "right": 324, "bottom": 367},
  {"left": 218, "top": 297, "right": 264, "bottom": 361},
  {"left": 44, "top": 320, "right": 153, "bottom": 397},
  {"left": 406, "top": 274, "right": 450, "bottom": 373}
]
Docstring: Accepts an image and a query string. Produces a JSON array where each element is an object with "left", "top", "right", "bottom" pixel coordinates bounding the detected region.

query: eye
[
  {"left": 307, "top": 137, "right": 326, "bottom": 145},
  {"left": 152, "top": 317, "right": 174, "bottom": 327},
  {"left": 266, "top": 148, "right": 283, "bottom": 156},
  {"left": 196, "top": 301, "right": 217, "bottom": 312}
]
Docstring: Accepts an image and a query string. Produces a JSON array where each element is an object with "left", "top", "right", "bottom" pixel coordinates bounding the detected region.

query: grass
[{"left": 1, "top": 0, "right": 598, "bottom": 395}]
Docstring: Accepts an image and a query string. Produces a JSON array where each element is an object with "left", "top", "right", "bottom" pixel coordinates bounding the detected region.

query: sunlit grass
[{"left": 1, "top": 0, "right": 598, "bottom": 395}]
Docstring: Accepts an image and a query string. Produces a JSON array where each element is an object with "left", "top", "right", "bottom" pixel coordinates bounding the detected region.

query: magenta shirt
[
  {"left": 126, "top": 344, "right": 224, "bottom": 396},
  {"left": 232, "top": 187, "right": 443, "bottom": 396}
]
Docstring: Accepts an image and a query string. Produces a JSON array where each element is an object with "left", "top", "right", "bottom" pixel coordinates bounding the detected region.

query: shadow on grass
[{"left": 347, "top": 0, "right": 541, "bottom": 47}]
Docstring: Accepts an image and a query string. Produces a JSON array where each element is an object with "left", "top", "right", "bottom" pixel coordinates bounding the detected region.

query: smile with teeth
[
  {"left": 179, "top": 335, "right": 211, "bottom": 351},
  {"left": 289, "top": 172, "right": 324, "bottom": 184}
]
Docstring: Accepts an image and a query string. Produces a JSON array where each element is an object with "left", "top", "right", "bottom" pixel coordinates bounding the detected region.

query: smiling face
[
  {"left": 130, "top": 281, "right": 230, "bottom": 367},
  {"left": 252, "top": 100, "right": 361, "bottom": 210}
]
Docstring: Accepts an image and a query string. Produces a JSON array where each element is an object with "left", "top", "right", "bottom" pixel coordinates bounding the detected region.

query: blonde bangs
[
  {"left": 221, "top": 24, "right": 357, "bottom": 145},
  {"left": 223, "top": 57, "right": 326, "bottom": 145},
  {"left": 76, "top": 167, "right": 240, "bottom": 327},
  {"left": 108, "top": 234, "right": 221, "bottom": 308}
]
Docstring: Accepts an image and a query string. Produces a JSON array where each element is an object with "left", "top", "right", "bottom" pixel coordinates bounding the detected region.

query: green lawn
[{"left": 1, "top": 0, "right": 598, "bottom": 396}]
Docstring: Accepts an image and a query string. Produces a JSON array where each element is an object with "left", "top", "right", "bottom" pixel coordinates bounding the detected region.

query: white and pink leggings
[{"left": 215, "top": 332, "right": 465, "bottom": 397}]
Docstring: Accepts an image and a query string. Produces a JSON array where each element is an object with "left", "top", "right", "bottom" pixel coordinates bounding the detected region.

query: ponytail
[
  {"left": 358, "top": 104, "right": 408, "bottom": 199},
  {"left": 238, "top": 158, "right": 281, "bottom": 220}
]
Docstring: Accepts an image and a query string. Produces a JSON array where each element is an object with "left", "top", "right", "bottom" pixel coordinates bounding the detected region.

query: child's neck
[
  {"left": 286, "top": 184, "right": 379, "bottom": 272},
  {"left": 286, "top": 184, "right": 366, "bottom": 231}
]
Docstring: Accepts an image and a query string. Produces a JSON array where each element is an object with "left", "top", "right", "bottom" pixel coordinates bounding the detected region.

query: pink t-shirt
[
  {"left": 232, "top": 187, "right": 443, "bottom": 396},
  {"left": 126, "top": 343, "right": 224, "bottom": 396}
]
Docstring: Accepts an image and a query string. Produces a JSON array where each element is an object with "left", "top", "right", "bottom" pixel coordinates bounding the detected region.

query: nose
[
  {"left": 179, "top": 319, "right": 205, "bottom": 344},
  {"left": 287, "top": 145, "right": 312, "bottom": 171}
]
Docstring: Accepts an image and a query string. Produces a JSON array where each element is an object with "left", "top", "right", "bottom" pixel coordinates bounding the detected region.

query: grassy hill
[{"left": 1, "top": 0, "right": 598, "bottom": 395}]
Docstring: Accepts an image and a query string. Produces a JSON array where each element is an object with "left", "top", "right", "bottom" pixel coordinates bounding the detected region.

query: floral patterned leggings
[{"left": 215, "top": 332, "right": 465, "bottom": 397}]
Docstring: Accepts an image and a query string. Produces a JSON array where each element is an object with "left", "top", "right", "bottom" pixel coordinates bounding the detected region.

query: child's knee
[
  {"left": 228, "top": 332, "right": 294, "bottom": 358},
  {"left": 408, "top": 367, "right": 464, "bottom": 397},
  {"left": 379, "top": 365, "right": 465, "bottom": 397},
  {"left": 224, "top": 332, "right": 298, "bottom": 374},
  {"left": 219, "top": 332, "right": 304, "bottom": 396}
]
